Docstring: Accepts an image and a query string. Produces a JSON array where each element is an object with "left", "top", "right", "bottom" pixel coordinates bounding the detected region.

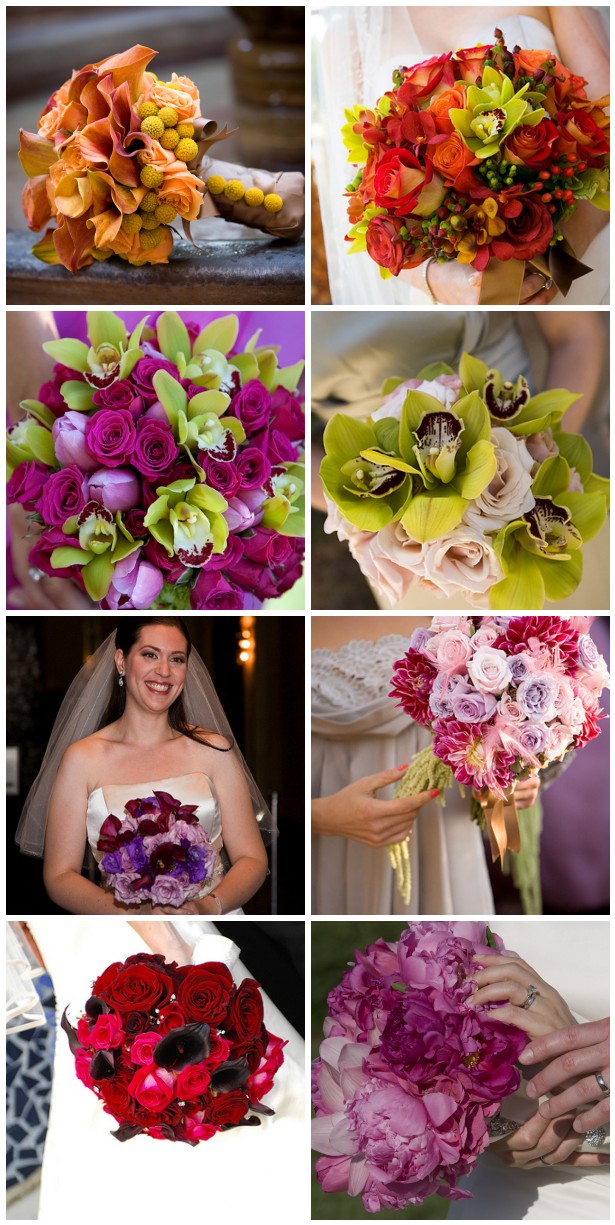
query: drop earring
[{"left": 118, "top": 674, "right": 124, "bottom": 688}]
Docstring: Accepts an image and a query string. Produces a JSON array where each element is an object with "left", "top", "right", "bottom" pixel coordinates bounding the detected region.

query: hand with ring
[
  {"left": 490, "top": 1107, "right": 609, "bottom": 1170},
  {"left": 519, "top": 1018, "right": 610, "bottom": 1134},
  {"left": 468, "top": 952, "right": 577, "bottom": 1040}
]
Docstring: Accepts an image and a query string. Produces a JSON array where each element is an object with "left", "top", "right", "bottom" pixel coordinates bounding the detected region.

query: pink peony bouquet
[
  {"left": 387, "top": 615, "right": 609, "bottom": 898},
  {"left": 312, "top": 921, "right": 526, "bottom": 1211},
  {"left": 96, "top": 790, "right": 217, "bottom": 908},
  {"left": 6, "top": 310, "right": 305, "bottom": 609}
]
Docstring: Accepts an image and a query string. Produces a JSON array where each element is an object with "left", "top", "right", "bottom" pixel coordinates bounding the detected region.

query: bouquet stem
[{"left": 387, "top": 747, "right": 454, "bottom": 904}]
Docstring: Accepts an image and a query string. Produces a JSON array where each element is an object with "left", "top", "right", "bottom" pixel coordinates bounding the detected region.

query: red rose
[
  {"left": 204, "top": 1031, "right": 232, "bottom": 1068},
  {"left": 127, "top": 1064, "right": 176, "bottom": 1112},
  {"left": 232, "top": 1032, "right": 268, "bottom": 1073},
  {"left": 158, "top": 1002, "right": 187, "bottom": 1035},
  {"left": 365, "top": 215, "right": 407, "bottom": 275},
  {"left": 176, "top": 963, "right": 234, "bottom": 1025},
  {"left": 225, "top": 979, "right": 264, "bottom": 1042},
  {"left": 246, "top": 1032, "right": 286, "bottom": 1102},
  {"left": 208, "top": 1090, "right": 250, "bottom": 1126},
  {"left": 397, "top": 52, "right": 454, "bottom": 104},
  {"left": 105, "top": 964, "right": 174, "bottom": 1013},
  {"left": 176, "top": 1064, "right": 212, "bottom": 1100},
  {"left": 491, "top": 195, "right": 554, "bottom": 262},
  {"left": 373, "top": 148, "right": 430, "bottom": 216},
  {"left": 100, "top": 1081, "right": 136, "bottom": 1122},
  {"left": 91, "top": 961, "right": 124, "bottom": 997},
  {"left": 123, "top": 1011, "right": 151, "bottom": 1037},
  {"left": 562, "top": 110, "right": 609, "bottom": 164}
]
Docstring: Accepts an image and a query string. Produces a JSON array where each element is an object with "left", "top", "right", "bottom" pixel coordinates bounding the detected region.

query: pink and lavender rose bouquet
[
  {"left": 96, "top": 790, "right": 217, "bottom": 908},
  {"left": 386, "top": 615, "right": 609, "bottom": 899},
  {"left": 7, "top": 310, "right": 305, "bottom": 610},
  {"left": 312, "top": 921, "right": 526, "bottom": 1211}
]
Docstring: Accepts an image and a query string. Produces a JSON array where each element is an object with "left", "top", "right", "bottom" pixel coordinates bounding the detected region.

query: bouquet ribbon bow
[
  {"left": 479, "top": 787, "right": 522, "bottom": 864},
  {"left": 478, "top": 241, "right": 593, "bottom": 305}
]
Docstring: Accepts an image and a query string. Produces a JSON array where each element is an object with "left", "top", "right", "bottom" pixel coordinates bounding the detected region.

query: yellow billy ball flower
[
  {"left": 160, "top": 128, "right": 180, "bottom": 151},
  {"left": 140, "top": 212, "right": 160, "bottom": 230},
  {"left": 140, "top": 166, "right": 165, "bottom": 189},
  {"left": 155, "top": 203, "right": 177, "bottom": 224},
  {"left": 141, "top": 116, "right": 165, "bottom": 140},
  {"left": 121, "top": 213, "right": 143, "bottom": 234},
  {"left": 224, "top": 179, "right": 245, "bottom": 202},
  {"left": 175, "top": 137, "right": 198, "bottom": 163},
  {"left": 176, "top": 122, "right": 195, "bottom": 139},
  {"left": 206, "top": 175, "right": 226, "bottom": 195},
  {"left": 244, "top": 187, "right": 265, "bottom": 207},
  {"left": 264, "top": 193, "right": 283, "bottom": 213},
  {"left": 158, "top": 106, "right": 179, "bottom": 128},
  {"left": 140, "top": 225, "right": 167, "bottom": 250},
  {"left": 140, "top": 190, "right": 159, "bottom": 213},
  {"left": 138, "top": 101, "right": 159, "bottom": 120}
]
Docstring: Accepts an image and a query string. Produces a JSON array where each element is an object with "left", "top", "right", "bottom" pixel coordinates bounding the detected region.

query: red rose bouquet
[
  {"left": 62, "top": 952, "right": 286, "bottom": 1144},
  {"left": 343, "top": 28, "right": 609, "bottom": 301}
]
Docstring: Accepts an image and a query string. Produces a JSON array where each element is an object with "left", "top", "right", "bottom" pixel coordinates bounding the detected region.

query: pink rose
[
  {"left": 130, "top": 1031, "right": 162, "bottom": 1066},
  {"left": 468, "top": 646, "right": 512, "bottom": 695},
  {"left": 127, "top": 1064, "right": 176, "bottom": 1112},
  {"left": 245, "top": 1033, "right": 286, "bottom": 1102},
  {"left": 432, "top": 628, "right": 474, "bottom": 675},
  {"left": 176, "top": 1064, "right": 212, "bottom": 1099},
  {"left": 99, "top": 553, "right": 164, "bottom": 610},
  {"left": 38, "top": 465, "right": 89, "bottom": 526}
]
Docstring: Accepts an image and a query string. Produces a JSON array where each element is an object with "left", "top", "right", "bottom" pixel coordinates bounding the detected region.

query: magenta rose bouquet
[
  {"left": 95, "top": 790, "right": 217, "bottom": 908},
  {"left": 7, "top": 310, "right": 305, "bottom": 609},
  {"left": 312, "top": 921, "right": 526, "bottom": 1210}
]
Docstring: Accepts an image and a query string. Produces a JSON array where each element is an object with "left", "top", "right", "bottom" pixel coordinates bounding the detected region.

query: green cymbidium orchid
[
  {"left": 152, "top": 370, "right": 245, "bottom": 472},
  {"left": 143, "top": 477, "right": 229, "bottom": 568},
  {"left": 153, "top": 312, "right": 305, "bottom": 394},
  {"left": 42, "top": 312, "right": 148, "bottom": 409},
  {"left": 490, "top": 453, "right": 607, "bottom": 609},
  {"left": 320, "top": 414, "right": 412, "bottom": 531},
  {"left": 50, "top": 502, "right": 141, "bottom": 601},
  {"left": 459, "top": 353, "right": 581, "bottom": 436},
  {"left": 7, "top": 406, "right": 57, "bottom": 473},
  {"left": 450, "top": 66, "right": 545, "bottom": 158},
  {"left": 262, "top": 462, "right": 305, "bottom": 537}
]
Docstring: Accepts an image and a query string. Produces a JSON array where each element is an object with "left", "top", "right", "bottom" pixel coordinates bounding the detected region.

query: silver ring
[
  {"left": 489, "top": 1112, "right": 520, "bottom": 1139},
  {"left": 522, "top": 983, "right": 539, "bottom": 1010},
  {"left": 28, "top": 566, "right": 45, "bottom": 583},
  {"left": 595, "top": 1073, "right": 609, "bottom": 1096},
  {"left": 585, "top": 1126, "right": 607, "bottom": 1147},
  {"left": 540, "top": 274, "right": 553, "bottom": 292},
  {"left": 539, "top": 1155, "right": 550, "bottom": 1165}
]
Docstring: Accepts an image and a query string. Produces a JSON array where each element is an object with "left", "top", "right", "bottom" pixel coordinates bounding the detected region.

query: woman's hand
[
  {"left": 414, "top": 259, "right": 481, "bottom": 305},
  {"left": 513, "top": 773, "right": 541, "bottom": 809},
  {"left": 520, "top": 272, "right": 559, "bottom": 306},
  {"left": 8, "top": 504, "right": 93, "bottom": 610},
  {"left": 469, "top": 952, "right": 576, "bottom": 1039},
  {"left": 312, "top": 766, "right": 439, "bottom": 848},
  {"left": 520, "top": 1018, "right": 610, "bottom": 1134},
  {"left": 491, "top": 1109, "right": 608, "bottom": 1169}
]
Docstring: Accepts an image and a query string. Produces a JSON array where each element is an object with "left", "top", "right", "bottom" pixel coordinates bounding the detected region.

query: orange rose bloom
[
  {"left": 432, "top": 133, "right": 476, "bottom": 182},
  {"left": 158, "top": 159, "right": 205, "bottom": 221},
  {"left": 513, "top": 48, "right": 588, "bottom": 111},
  {"left": 429, "top": 85, "right": 467, "bottom": 134},
  {"left": 138, "top": 71, "right": 201, "bottom": 122}
]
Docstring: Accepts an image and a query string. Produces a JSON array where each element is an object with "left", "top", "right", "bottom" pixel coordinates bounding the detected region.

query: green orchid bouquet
[{"left": 320, "top": 353, "right": 608, "bottom": 610}]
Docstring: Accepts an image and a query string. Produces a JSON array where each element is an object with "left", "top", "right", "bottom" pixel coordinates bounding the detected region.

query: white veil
[{"left": 15, "top": 634, "right": 272, "bottom": 857}]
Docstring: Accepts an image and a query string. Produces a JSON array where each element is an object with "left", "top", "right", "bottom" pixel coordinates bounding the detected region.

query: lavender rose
[
  {"left": 516, "top": 673, "right": 560, "bottom": 721},
  {"left": 52, "top": 411, "right": 99, "bottom": 472},
  {"left": 88, "top": 468, "right": 141, "bottom": 513},
  {"left": 515, "top": 722, "right": 549, "bottom": 759},
  {"left": 85, "top": 409, "right": 136, "bottom": 468},
  {"left": 150, "top": 876, "right": 189, "bottom": 908},
  {"left": 450, "top": 688, "right": 498, "bottom": 723},
  {"left": 92, "top": 380, "right": 144, "bottom": 420},
  {"left": 38, "top": 465, "right": 89, "bottom": 526},
  {"left": 132, "top": 419, "right": 179, "bottom": 479}
]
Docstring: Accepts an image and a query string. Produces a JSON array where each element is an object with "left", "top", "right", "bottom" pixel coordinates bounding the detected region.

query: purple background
[{"left": 54, "top": 310, "right": 305, "bottom": 364}]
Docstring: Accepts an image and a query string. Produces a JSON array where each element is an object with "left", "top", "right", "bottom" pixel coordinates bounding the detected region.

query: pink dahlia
[
  {"left": 432, "top": 718, "right": 517, "bottom": 795},
  {"left": 491, "top": 616, "right": 580, "bottom": 670},
  {"left": 390, "top": 647, "right": 438, "bottom": 725}
]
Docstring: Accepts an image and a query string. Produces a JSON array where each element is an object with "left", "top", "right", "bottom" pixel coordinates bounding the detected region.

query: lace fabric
[{"left": 312, "top": 634, "right": 409, "bottom": 710}]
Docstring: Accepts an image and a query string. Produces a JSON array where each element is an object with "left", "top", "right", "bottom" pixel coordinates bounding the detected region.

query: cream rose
[
  {"left": 420, "top": 526, "right": 503, "bottom": 603},
  {"left": 525, "top": 429, "right": 559, "bottom": 469},
  {"left": 468, "top": 645, "right": 512, "bottom": 694},
  {"left": 323, "top": 501, "right": 418, "bottom": 605},
  {"left": 463, "top": 427, "right": 535, "bottom": 534}
]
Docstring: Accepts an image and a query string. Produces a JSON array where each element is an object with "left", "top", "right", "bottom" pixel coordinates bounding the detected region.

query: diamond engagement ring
[
  {"left": 585, "top": 1126, "right": 607, "bottom": 1147},
  {"left": 595, "top": 1073, "right": 609, "bottom": 1095},
  {"left": 28, "top": 567, "right": 45, "bottom": 583},
  {"left": 522, "top": 983, "right": 539, "bottom": 1010},
  {"left": 489, "top": 1112, "right": 520, "bottom": 1140}
]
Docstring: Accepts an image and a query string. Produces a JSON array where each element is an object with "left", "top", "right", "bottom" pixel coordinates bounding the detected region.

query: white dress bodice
[{"left": 312, "top": 635, "right": 495, "bottom": 916}]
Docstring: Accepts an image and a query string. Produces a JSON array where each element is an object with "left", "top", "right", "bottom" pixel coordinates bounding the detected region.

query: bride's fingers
[
  {"left": 572, "top": 1098, "right": 610, "bottom": 1133},
  {"left": 537, "top": 1077, "right": 609, "bottom": 1120},
  {"left": 381, "top": 788, "right": 440, "bottom": 818},
  {"left": 520, "top": 1019, "right": 609, "bottom": 1066},
  {"left": 527, "top": 1044, "right": 609, "bottom": 1099},
  {"left": 562, "top": 1151, "right": 610, "bottom": 1168},
  {"left": 468, "top": 979, "right": 531, "bottom": 1008}
]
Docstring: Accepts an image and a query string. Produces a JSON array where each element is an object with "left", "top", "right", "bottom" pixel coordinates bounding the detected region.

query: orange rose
[
  {"left": 429, "top": 85, "right": 467, "bottom": 134},
  {"left": 138, "top": 71, "right": 201, "bottom": 121},
  {"left": 504, "top": 119, "right": 559, "bottom": 165},
  {"left": 513, "top": 48, "right": 588, "bottom": 110},
  {"left": 158, "top": 159, "right": 204, "bottom": 221},
  {"left": 432, "top": 132, "right": 476, "bottom": 182},
  {"left": 454, "top": 44, "right": 491, "bottom": 83}
]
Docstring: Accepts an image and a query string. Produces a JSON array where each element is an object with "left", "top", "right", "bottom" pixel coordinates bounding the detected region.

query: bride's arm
[{"left": 199, "top": 742, "right": 269, "bottom": 914}]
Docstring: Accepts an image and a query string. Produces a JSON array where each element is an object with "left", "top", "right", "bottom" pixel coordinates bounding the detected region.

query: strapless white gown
[
  {"left": 86, "top": 773, "right": 242, "bottom": 914},
  {"left": 28, "top": 918, "right": 305, "bottom": 1223},
  {"left": 448, "top": 920, "right": 610, "bottom": 1220},
  {"left": 311, "top": 635, "right": 494, "bottom": 916},
  {"left": 314, "top": 9, "right": 609, "bottom": 305}
]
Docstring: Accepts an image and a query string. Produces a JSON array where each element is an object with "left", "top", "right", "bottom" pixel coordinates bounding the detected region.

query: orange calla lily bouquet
[{"left": 19, "top": 45, "right": 305, "bottom": 274}]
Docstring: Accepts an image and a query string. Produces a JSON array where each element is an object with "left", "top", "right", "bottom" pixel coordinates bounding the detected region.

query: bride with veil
[{"left": 16, "top": 617, "right": 270, "bottom": 915}]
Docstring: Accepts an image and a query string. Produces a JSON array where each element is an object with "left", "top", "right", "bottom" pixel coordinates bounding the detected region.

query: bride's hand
[
  {"left": 415, "top": 259, "right": 481, "bottom": 305},
  {"left": 468, "top": 952, "right": 576, "bottom": 1039},
  {"left": 312, "top": 766, "right": 439, "bottom": 847},
  {"left": 491, "top": 1109, "right": 608, "bottom": 1170},
  {"left": 513, "top": 772, "right": 541, "bottom": 809},
  {"left": 520, "top": 1018, "right": 610, "bottom": 1133}
]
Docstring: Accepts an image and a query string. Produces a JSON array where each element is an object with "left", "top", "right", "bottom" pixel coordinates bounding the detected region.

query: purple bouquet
[
  {"left": 312, "top": 922, "right": 526, "bottom": 1211},
  {"left": 96, "top": 790, "right": 216, "bottom": 908},
  {"left": 7, "top": 310, "right": 305, "bottom": 609}
]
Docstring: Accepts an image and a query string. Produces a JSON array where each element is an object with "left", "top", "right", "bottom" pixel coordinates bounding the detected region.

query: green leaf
[
  {"left": 187, "top": 390, "right": 231, "bottom": 420},
  {"left": 157, "top": 312, "right": 191, "bottom": 363},
  {"left": 459, "top": 353, "right": 488, "bottom": 394},
  {"left": 50, "top": 546, "right": 88, "bottom": 568},
  {"left": 275, "top": 360, "right": 305, "bottom": 393},
  {"left": 28, "top": 425, "right": 56, "bottom": 466},
  {"left": 537, "top": 551, "right": 583, "bottom": 603},
  {"left": 60, "top": 381, "right": 94, "bottom": 411},
  {"left": 42, "top": 338, "right": 89, "bottom": 372},
  {"left": 152, "top": 370, "right": 188, "bottom": 423},
  {"left": 18, "top": 399, "right": 56, "bottom": 428},
  {"left": 558, "top": 491, "right": 607, "bottom": 543},
  {"left": 401, "top": 489, "right": 467, "bottom": 543},
  {"left": 453, "top": 439, "right": 497, "bottom": 499},
  {"left": 552, "top": 432, "right": 593, "bottom": 486},
  {"left": 485, "top": 926, "right": 497, "bottom": 950},
  {"left": 391, "top": 982, "right": 407, "bottom": 993},
  {"left": 233, "top": 352, "right": 259, "bottom": 384},
  {"left": 193, "top": 315, "right": 239, "bottom": 357},
  {"left": 87, "top": 312, "right": 126, "bottom": 352},
  {"left": 532, "top": 456, "right": 570, "bottom": 498},
  {"left": 381, "top": 376, "right": 405, "bottom": 396},
  {"left": 83, "top": 553, "right": 114, "bottom": 601},
  {"left": 32, "top": 229, "right": 61, "bottom": 265},
  {"left": 489, "top": 552, "right": 545, "bottom": 610}
]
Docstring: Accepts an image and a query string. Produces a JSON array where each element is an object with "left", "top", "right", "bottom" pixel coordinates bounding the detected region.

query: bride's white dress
[
  {"left": 28, "top": 918, "right": 305, "bottom": 1223},
  {"left": 448, "top": 920, "right": 610, "bottom": 1220},
  {"left": 311, "top": 635, "right": 494, "bottom": 915},
  {"left": 314, "top": 8, "right": 609, "bottom": 306},
  {"left": 86, "top": 772, "right": 243, "bottom": 914}
]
